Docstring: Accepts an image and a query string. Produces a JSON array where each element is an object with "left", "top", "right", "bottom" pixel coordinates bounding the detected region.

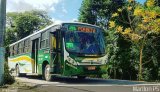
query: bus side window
[
  {"left": 10, "top": 46, "right": 13, "bottom": 56},
  {"left": 15, "top": 44, "right": 18, "bottom": 55},
  {"left": 21, "top": 41, "right": 24, "bottom": 53},
  {"left": 41, "top": 32, "right": 46, "bottom": 49},
  {"left": 13, "top": 45, "right": 16, "bottom": 56},
  {"left": 50, "top": 32, "right": 57, "bottom": 51},
  {"left": 17, "top": 43, "right": 19, "bottom": 54},
  {"left": 19, "top": 42, "right": 22, "bottom": 54},
  {"left": 12, "top": 46, "right": 15, "bottom": 56},
  {"left": 46, "top": 31, "right": 49, "bottom": 48},
  {"left": 51, "top": 35, "right": 56, "bottom": 50},
  {"left": 28, "top": 39, "right": 31, "bottom": 52},
  {"left": 24, "top": 39, "right": 29, "bottom": 53},
  {"left": 24, "top": 40, "right": 27, "bottom": 53},
  {"left": 9, "top": 49, "right": 10, "bottom": 57}
]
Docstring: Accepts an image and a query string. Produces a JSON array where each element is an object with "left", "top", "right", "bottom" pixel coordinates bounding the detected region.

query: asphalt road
[{"left": 14, "top": 76, "right": 160, "bottom": 92}]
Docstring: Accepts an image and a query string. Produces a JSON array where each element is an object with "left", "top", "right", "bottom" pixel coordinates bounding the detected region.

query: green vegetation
[
  {"left": 4, "top": 62, "right": 15, "bottom": 84},
  {"left": 109, "top": 0, "right": 160, "bottom": 80},
  {"left": 79, "top": 0, "right": 125, "bottom": 26},
  {"left": 79, "top": 0, "right": 160, "bottom": 81},
  {"left": 5, "top": 10, "right": 53, "bottom": 46}
]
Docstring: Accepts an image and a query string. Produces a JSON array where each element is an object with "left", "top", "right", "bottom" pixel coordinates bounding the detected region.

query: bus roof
[
  {"left": 9, "top": 22, "right": 101, "bottom": 47},
  {"left": 63, "top": 22, "right": 100, "bottom": 28}
]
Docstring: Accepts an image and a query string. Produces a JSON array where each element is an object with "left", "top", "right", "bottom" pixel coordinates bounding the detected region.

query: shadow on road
[
  {"left": 54, "top": 77, "right": 144, "bottom": 85},
  {"left": 19, "top": 76, "right": 145, "bottom": 85}
]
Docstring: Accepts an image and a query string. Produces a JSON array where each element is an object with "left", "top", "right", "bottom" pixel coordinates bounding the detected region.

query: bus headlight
[{"left": 66, "top": 56, "right": 78, "bottom": 65}]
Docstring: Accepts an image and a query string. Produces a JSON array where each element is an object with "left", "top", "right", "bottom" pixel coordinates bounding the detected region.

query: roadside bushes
[{"left": 4, "top": 62, "right": 15, "bottom": 84}]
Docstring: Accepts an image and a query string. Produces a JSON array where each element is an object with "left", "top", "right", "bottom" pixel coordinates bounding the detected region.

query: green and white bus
[{"left": 8, "top": 22, "right": 107, "bottom": 81}]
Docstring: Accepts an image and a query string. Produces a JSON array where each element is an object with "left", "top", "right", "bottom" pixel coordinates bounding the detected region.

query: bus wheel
[
  {"left": 77, "top": 76, "right": 86, "bottom": 80},
  {"left": 44, "top": 64, "right": 52, "bottom": 81},
  {"left": 15, "top": 65, "right": 20, "bottom": 77}
]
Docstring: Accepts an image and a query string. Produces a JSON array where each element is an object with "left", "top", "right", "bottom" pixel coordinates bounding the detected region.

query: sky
[{"left": 6, "top": 0, "right": 146, "bottom": 23}]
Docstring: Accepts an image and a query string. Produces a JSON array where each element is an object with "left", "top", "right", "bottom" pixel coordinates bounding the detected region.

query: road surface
[{"left": 9, "top": 76, "right": 160, "bottom": 92}]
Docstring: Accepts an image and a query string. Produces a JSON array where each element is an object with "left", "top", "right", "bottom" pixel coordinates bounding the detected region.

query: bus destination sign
[{"left": 68, "top": 25, "right": 96, "bottom": 33}]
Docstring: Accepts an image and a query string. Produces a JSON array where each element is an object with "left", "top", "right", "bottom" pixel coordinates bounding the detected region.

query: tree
[
  {"left": 78, "top": 0, "right": 97, "bottom": 24},
  {"left": 6, "top": 10, "right": 53, "bottom": 41},
  {"left": 153, "top": 0, "right": 160, "bottom": 6},
  {"left": 109, "top": 0, "right": 160, "bottom": 80},
  {"left": 15, "top": 13, "right": 42, "bottom": 39},
  {"left": 26, "top": 10, "right": 53, "bottom": 29},
  {"left": 79, "top": 0, "right": 125, "bottom": 27}
]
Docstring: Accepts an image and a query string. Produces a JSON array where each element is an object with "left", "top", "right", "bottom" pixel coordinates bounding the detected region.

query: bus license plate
[{"left": 87, "top": 66, "right": 96, "bottom": 70}]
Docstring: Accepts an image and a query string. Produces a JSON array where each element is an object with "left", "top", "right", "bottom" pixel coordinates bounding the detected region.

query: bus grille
[{"left": 78, "top": 61, "right": 102, "bottom": 65}]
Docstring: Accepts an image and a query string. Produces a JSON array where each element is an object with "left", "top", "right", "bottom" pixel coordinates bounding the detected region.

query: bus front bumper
[{"left": 63, "top": 64, "right": 106, "bottom": 76}]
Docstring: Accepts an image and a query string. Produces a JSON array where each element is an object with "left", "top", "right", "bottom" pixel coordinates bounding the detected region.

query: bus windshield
[{"left": 65, "top": 29, "right": 105, "bottom": 55}]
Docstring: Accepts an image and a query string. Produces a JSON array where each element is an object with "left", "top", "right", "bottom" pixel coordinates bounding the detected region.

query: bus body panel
[
  {"left": 8, "top": 53, "right": 33, "bottom": 73},
  {"left": 37, "top": 48, "right": 50, "bottom": 74}
]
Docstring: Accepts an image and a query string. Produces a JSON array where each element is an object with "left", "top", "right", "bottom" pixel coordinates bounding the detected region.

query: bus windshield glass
[{"left": 65, "top": 26, "right": 105, "bottom": 55}]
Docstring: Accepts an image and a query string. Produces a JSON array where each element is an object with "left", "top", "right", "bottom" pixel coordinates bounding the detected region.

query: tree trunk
[
  {"left": 139, "top": 45, "right": 143, "bottom": 80},
  {"left": 114, "top": 67, "right": 116, "bottom": 79}
]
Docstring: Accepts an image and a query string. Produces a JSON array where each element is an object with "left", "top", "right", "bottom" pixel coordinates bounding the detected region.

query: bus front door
[
  {"left": 50, "top": 32, "right": 61, "bottom": 74},
  {"left": 31, "top": 39, "right": 39, "bottom": 73}
]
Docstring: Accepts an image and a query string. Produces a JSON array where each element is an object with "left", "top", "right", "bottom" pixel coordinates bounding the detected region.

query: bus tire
[
  {"left": 44, "top": 64, "right": 52, "bottom": 81},
  {"left": 77, "top": 76, "right": 86, "bottom": 80}
]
